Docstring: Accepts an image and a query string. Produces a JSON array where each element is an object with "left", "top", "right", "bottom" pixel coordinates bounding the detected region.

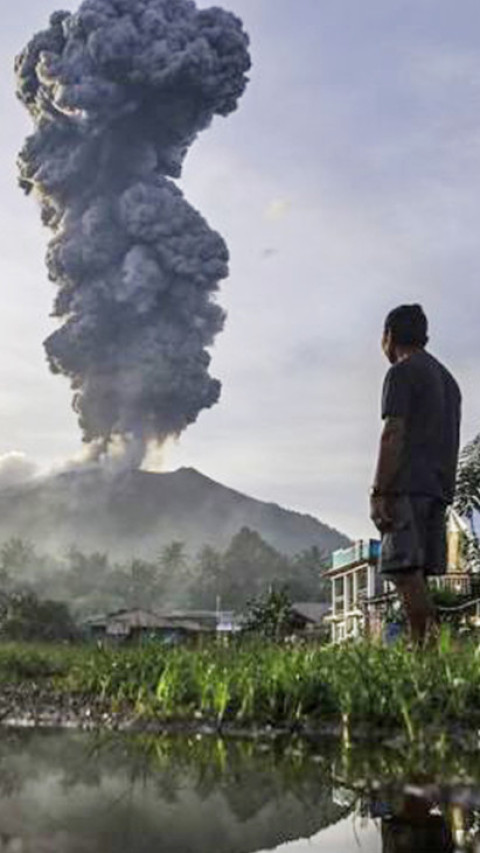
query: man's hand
[{"left": 370, "top": 494, "right": 395, "bottom": 533}]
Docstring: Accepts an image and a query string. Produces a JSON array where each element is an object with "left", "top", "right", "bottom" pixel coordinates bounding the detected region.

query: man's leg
[{"left": 391, "top": 569, "right": 436, "bottom": 644}]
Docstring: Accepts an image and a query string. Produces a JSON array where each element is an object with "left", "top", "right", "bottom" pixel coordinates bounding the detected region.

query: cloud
[{"left": 0, "top": 452, "right": 38, "bottom": 490}]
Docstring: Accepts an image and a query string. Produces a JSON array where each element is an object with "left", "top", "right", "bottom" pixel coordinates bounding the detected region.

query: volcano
[{"left": 0, "top": 467, "right": 350, "bottom": 558}]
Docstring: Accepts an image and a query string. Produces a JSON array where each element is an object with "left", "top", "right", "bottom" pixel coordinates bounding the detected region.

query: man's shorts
[{"left": 379, "top": 494, "right": 447, "bottom": 577}]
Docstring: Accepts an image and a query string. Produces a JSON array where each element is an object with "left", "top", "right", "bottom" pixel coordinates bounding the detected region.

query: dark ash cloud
[{"left": 16, "top": 0, "right": 250, "bottom": 461}]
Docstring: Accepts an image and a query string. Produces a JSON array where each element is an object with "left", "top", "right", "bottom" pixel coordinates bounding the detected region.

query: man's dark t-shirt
[{"left": 381, "top": 350, "right": 461, "bottom": 504}]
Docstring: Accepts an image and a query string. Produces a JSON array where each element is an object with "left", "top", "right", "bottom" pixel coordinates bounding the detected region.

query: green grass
[
  {"left": 3, "top": 633, "right": 480, "bottom": 740},
  {"left": 0, "top": 642, "right": 81, "bottom": 681}
]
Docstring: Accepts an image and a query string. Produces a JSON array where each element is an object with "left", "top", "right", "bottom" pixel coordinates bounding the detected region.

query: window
[
  {"left": 333, "top": 578, "right": 344, "bottom": 614},
  {"left": 357, "top": 568, "right": 368, "bottom": 595},
  {"left": 346, "top": 573, "right": 354, "bottom": 610}
]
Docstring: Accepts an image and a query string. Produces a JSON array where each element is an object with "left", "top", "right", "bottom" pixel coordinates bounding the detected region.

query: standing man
[{"left": 370, "top": 304, "right": 461, "bottom": 643}]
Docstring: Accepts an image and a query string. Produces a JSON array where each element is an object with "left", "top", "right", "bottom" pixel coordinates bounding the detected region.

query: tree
[
  {"left": 454, "top": 435, "right": 480, "bottom": 570},
  {"left": 159, "top": 541, "right": 188, "bottom": 575},
  {"left": 455, "top": 434, "right": 480, "bottom": 537},
  {"left": 283, "top": 545, "right": 330, "bottom": 601},
  {"left": 0, "top": 590, "right": 77, "bottom": 641},
  {"left": 220, "top": 528, "right": 290, "bottom": 608},
  {"left": 124, "top": 559, "right": 160, "bottom": 609},
  {"left": 244, "top": 586, "right": 296, "bottom": 640},
  {"left": 158, "top": 541, "right": 192, "bottom": 605},
  {"left": 0, "top": 538, "right": 35, "bottom": 579},
  {"left": 65, "top": 548, "right": 110, "bottom": 597},
  {"left": 190, "top": 545, "right": 223, "bottom": 608}
]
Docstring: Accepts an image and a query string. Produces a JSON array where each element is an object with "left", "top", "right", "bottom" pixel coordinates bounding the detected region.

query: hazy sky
[{"left": 1, "top": 0, "right": 480, "bottom": 539}]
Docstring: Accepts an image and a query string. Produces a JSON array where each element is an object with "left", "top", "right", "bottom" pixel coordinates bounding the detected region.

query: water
[{"left": 0, "top": 728, "right": 478, "bottom": 852}]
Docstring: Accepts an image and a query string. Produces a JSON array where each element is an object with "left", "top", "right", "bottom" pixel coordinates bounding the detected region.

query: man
[{"left": 370, "top": 304, "right": 461, "bottom": 643}]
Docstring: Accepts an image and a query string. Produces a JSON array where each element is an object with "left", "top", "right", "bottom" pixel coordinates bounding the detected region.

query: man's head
[{"left": 382, "top": 304, "right": 428, "bottom": 364}]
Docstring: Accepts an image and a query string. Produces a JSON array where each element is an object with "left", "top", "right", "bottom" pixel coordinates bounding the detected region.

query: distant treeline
[{"left": 0, "top": 528, "right": 330, "bottom": 618}]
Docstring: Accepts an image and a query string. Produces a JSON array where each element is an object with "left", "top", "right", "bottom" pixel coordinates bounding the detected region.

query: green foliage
[
  {"left": 159, "top": 541, "right": 188, "bottom": 577},
  {"left": 0, "top": 537, "right": 36, "bottom": 591},
  {"left": 0, "top": 643, "right": 74, "bottom": 681},
  {"left": 0, "top": 537, "right": 35, "bottom": 575},
  {"left": 41, "top": 631, "right": 480, "bottom": 740},
  {"left": 0, "top": 528, "right": 329, "bottom": 618},
  {"left": 455, "top": 436, "right": 480, "bottom": 570},
  {"left": 214, "top": 527, "right": 292, "bottom": 608},
  {"left": 190, "top": 545, "right": 223, "bottom": 608},
  {"left": 124, "top": 559, "right": 161, "bottom": 608},
  {"left": 0, "top": 591, "right": 77, "bottom": 642},
  {"left": 244, "top": 586, "right": 296, "bottom": 639},
  {"left": 430, "top": 587, "right": 470, "bottom": 609},
  {"left": 285, "top": 546, "right": 330, "bottom": 601},
  {"left": 455, "top": 435, "right": 480, "bottom": 522},
  {"left": 66, "top": 547, "right": 110, "bottom": 597},
  {"left": 2, "top": 633, "right": 480, "bottom": 743}
]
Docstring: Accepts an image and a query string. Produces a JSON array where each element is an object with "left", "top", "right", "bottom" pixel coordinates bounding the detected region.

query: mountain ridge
[{"left": 0, "top": 466, "right": 351, "bottom": 558}]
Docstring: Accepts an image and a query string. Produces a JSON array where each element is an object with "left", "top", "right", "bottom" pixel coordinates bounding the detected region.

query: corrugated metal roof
[
  {"left": 291, "top": 602, "right": 330, "bottom": 623},
  {"left": 84, "top": 608, "right": 211, "bottom": 634},
  {"left": 107, "top": 609, "right": 164, "bottom": 628}
]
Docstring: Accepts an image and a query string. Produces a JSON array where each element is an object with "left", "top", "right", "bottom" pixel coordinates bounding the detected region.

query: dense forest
[{"left": 0, "top": 528, "right": 331, "bottom": 620}]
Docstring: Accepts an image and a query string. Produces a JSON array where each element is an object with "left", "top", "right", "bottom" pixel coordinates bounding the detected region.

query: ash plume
[{"left": 16, "top": 0, "right": 250, "bottom": 463}]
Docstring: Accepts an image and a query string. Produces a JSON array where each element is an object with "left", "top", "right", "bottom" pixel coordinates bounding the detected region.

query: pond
[{"left": 0, "top": 728, "right": 478, "bottom": 852}]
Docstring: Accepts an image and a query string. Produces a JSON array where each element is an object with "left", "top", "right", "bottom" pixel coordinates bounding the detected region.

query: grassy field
[{"left": 2, "top": 632, "right": 480, "bottom": 740}]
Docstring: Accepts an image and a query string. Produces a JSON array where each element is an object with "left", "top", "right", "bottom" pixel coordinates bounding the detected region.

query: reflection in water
[
  {"left": 357, "top": 784, "right": 480, "bottom": 853},
  {"left": 0, "top": 730, "right": 346, "bottom": 853},
  {"left": 369, "top": 791, "right": 455, "bottom": 853},
  {"left": 0, "top": 730, "right": 479, "bottom": 852}
]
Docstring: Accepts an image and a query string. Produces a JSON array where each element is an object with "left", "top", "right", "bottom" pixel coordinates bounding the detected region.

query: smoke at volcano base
[{"left": 16, "top": 0, "right": 250, "bottom": 463}]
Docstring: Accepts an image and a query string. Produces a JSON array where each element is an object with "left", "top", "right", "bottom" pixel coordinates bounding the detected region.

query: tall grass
[
  {"left": 0, "top": 642, "right": 79, "bottom": 681},
  {"left": 62, "top": 633, "right": 480, "bottom": 734},
  {"left": 3, "top": 634, "right": 480, "bottom": 740}
]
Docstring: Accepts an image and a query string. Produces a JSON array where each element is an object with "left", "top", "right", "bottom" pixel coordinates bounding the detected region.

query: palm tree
[{"left": 455, "top": 434, "right": 480, "bottom": 540}]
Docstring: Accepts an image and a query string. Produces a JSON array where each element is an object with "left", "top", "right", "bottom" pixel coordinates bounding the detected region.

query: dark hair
[{"left": 384, "top": 304, "right": 428, "bottom": 347}]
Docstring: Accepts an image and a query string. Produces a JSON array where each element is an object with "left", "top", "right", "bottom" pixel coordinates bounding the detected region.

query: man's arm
[
  {"left": 370, "top": 416, "right": 405, "bottom": 531},
  {"left": 373, "top": 416, "right": 406, "bottom": 493}
]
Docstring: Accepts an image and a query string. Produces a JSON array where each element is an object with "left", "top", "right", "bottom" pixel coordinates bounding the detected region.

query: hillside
[{"left": 0, "top": 466, "right": 350, "bottom": 558}]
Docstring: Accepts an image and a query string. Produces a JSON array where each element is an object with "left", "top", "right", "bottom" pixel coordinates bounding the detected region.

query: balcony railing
[
  {"left": 428, "top": 574, "right": 472, "bottom": 595},
  {"left": 331, "top": 539, "right": 380, "bottom": 571}
]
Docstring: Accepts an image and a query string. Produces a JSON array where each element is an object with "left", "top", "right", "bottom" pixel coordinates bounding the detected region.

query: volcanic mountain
[{"left": 0, "top": 467, "right": 350, "bottom": 558}]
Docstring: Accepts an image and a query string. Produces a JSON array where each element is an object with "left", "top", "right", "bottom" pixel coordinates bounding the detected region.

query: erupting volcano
[{"left": 16, "top": 0, "right": 251, "bottom": 467}]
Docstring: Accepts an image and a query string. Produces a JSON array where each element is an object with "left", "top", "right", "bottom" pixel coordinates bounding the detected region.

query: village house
[
  {"left": 290, "top": 602, "right": 331, "bottom": 636},
  {"left": 82, "top": 606, "right": 250, "bottom": 643},
  {"left": 324, "top": 509, "right": 477, "bottom": 643},
  {"left": 82, "top": 607, "right": 212, "bottom": 645},
  {"left": 324, "top": 540, "right": 381, "bottom": 643}
]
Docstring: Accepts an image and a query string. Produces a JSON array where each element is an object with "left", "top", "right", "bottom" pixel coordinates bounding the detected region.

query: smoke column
[{"left": 16, "top": 0, "right": 250, "bottom": 465}]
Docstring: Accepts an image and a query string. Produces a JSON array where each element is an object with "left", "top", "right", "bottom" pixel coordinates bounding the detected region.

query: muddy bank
[{"left": 0, "top": 684, "right": 330, "bottom": 736}]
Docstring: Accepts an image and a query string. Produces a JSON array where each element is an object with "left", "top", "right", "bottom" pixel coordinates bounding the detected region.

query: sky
[{"left": 1, "top": 0, "right": 480, "bottom": 539}]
